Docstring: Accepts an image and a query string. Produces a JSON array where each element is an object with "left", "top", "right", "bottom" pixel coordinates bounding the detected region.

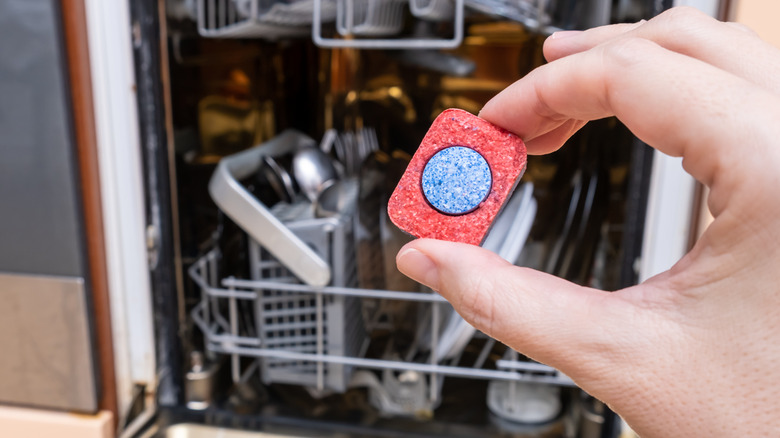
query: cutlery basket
[{"left": 249, "top": 202, "right": 364, "bottom": 392}]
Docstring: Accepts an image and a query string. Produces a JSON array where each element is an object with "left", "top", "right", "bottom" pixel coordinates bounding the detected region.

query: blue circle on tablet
[{"left": 421, "top": 146, "right": 492, "bottom": 215}]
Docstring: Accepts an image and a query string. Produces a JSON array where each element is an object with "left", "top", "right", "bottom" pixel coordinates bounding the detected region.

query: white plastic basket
[
  {"left": 336, "top": 0, "right": 407, "bottom": 37},
  {"left": 248, "top": 201, "right": 365, "bottom": 392}
]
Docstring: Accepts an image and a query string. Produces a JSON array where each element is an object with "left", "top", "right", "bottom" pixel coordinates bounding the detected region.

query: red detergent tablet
[{"left": 388, "top": 108, "right": 527, "bottom": 245}]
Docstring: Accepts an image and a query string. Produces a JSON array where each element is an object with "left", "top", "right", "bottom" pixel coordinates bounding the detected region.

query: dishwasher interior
[{"left": 153, "top": 0, "right": 659, "bottom": 436}]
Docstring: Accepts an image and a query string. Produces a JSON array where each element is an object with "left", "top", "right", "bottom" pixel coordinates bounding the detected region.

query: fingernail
[
  {"left": 549, "top": 30, "right": 582, "bottom": 40},
  {"left": 396, "top": 247, "right": 440, "bottom": 291}
]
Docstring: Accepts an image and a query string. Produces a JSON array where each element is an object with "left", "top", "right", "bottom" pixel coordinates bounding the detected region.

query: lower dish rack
[
  {"left": 189, "top": 130, "right": 574, "bottom": 418},
  {"left": 190, "top": 227, "right": 575, "bottom": 402},
  {"left": 190, "top": 243, "right": 575, "bottom": 406}
]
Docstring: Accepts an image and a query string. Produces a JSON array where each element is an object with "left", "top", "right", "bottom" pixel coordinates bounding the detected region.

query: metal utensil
[
  {"left": 314, "top": 178, "right": 359, "bottom": 218},
  {"left": 319, "top": 128, "right": 339, "bottom": 154},
  {"left": 292, "top": 146, "right": 338, "bottom": 202},
  {"left": 334, "top": 128, "right": 380, "bottom": 177},
  {"left": 260, "top": 154, "right": 296, "bottom": 203}
]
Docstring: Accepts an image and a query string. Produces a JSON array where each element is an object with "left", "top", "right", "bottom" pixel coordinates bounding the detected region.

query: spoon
[
  {"left": 292, "top": 146, "right": 338, "bottom": 202},
  {"left": 314, "top": 179, "right": 359, "bottom": 218}
]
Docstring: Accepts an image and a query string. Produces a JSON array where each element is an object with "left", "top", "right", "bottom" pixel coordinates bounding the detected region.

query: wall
[{"left": 734, "top": 0, "right": 780, "bottom": 47}]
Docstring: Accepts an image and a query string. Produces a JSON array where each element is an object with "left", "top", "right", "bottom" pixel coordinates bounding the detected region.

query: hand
[{"left": 396, "top": 7, "right": 780, "bottom": 437}]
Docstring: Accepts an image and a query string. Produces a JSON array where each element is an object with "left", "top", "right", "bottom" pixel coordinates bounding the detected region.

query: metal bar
[
  {"left": 207, "top": 248, "right": 219, "bottom": 266},
  {"left": 221, "top": 278, "right": 447, "bottom": 302},
  {"left": 250, "top": 319, "right": 318, "bottom": 332},
  {"left": 197, "top": 261, "right": 210, "bottom": 330},
  {"left": 208, "top": 0, "right": 216, "bottom": 29},
  {"left": 262, "top": 306, "right": 324, "bottom": 318},
  {"left": 239, "top": 360, "right": 259, "bottom": 383},
  {"left": 256, "top": 260, "right": 281, "bottom": 270},
  {"left": 207, "top": 344, "right": 575, "bottom": 386},
  {"left": 263, "top": 334, "right": 318, "bottom": 346},
  {"left": 207, "top": 255, "right": 220, "bottom": 333},
  {"left": 508, "top": 350, "right": 518, "bottom": 404},
  {"left": 190, "top": 262, "right": 206, "bottom": 289},
  {"left": 429, "top": 302, "right": 439, "bottom": 401},
  {"left": 249, "top": 343, "right": 320, "bottom": 353},
  {"left": 315, "top": 291, "right": 325, "bottom": 391},
  {"left": 208, "top": 333, "right": 262, "bottom": 347},
  {"left": 495, "top": 359, "right": 559, "bottom": 373},
  {"left": 197, "top": 0, "right": 206, "bottom": 32},
  {"left": 256, "top": 293, "right": 317, "bottom": 305},
  {"left": 228, "top": 0, "right": 235, "bottom": 23},
  {"left": 473, "top": 338, "right": 495, "bottom": 369},
  {"left": 212, "top": 304, "right": 231, "bottom": 332},
  {"left": 208, "top": 254, "right": 219, "bottom": 283},
  {"left": 207, "top": 255, "right": 228, "bottom": 333},
  {"left": 248, "top": 241, "right": 261, "bottom": 286},
  {"left": 229, "top": 284, "right": 240, "bottom": 383},
  {"left": 288, "top": 217, "right": 341, "bottom": 231},
  {"left": 191, "top": 308, "right": 261, "bottom": 347},
  {"left": 206, "top": 287, "right": 258, "bottom": 300}
]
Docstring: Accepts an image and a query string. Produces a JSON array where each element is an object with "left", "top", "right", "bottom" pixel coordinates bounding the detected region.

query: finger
[
  {"left": 544, "top": 21, "right": 643, "bottom": 60},
  {"left": 523, "top": 119, "right": 586, "bottom": 154},
  {"left": 480, "top": 36, "right": 780, "bottom": 212},
  {"left": 395, "top": 239, "right": 642, "bottom": 373},
  {"left": 544, "top": 7, "right": 780, "bottom": 94}
]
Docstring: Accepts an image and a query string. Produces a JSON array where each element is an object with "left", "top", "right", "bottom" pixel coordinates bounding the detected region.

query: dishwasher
[{"left": 120, "top": 0, "right": 679, "bottom": 436}]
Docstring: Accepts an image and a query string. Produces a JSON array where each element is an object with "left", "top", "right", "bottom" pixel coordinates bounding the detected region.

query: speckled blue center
[{"left": 421, "top": 146, "right": 492, "bottom": 215}]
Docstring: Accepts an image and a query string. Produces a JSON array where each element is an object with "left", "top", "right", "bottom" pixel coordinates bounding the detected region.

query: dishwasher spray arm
[{"left": 208, "top": 130, "right": 332, "bottom": 287}]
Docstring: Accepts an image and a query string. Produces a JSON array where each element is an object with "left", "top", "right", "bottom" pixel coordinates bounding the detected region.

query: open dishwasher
[{"left": 120, "top": 0, "right": 681, "bottom": 436}]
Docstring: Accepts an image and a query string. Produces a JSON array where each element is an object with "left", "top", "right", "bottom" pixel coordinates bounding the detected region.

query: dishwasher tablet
[{"left": 388, "top": 108, "right": 527, "bottom": 245}]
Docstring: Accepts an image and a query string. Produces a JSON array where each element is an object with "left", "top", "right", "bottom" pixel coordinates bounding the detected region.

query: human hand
[{"left": 396, "top": 7, "right": 780, "bottom": 437}]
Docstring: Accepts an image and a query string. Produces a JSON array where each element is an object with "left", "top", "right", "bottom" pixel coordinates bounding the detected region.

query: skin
[{"left": 396, "top": 7, "right": 780, "bottom": 437}]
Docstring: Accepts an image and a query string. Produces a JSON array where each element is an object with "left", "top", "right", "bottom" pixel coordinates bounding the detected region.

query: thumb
[{"left": 396, "top": 238, "right": 638, "bottom": 377}]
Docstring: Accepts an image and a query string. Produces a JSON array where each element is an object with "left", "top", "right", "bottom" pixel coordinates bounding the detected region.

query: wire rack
[
  {"left": 313, "top": 0, "right": 464, "bottom": 48},
  {"left": 190, "top": 248, "right": 575, "bottom": 396},
  {"left": 196, "top": 0, "right": 464, "bottom": 48},
  {"left": 192, "top": 130, "right": 573, "bottom": 412},
  {"left": 195, "top": 0, "right": 575, "bottom": 48},
  {"left": 198, "top": 0, "right": 337, "bottom": 39},
  {"left": 190, "top": 238, "right": 573, "bottom": 400}
]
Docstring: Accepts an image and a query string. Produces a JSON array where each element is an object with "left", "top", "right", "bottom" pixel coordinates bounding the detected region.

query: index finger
[
  {"left": 479, "top": 36, "right": 780, "bottom": 197},
  {"left": 544, "top": 8, "right": 780, "bottom": 95}
]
